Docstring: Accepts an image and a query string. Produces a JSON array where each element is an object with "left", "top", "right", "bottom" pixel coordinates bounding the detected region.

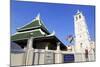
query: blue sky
[{"left": 11, "top": 0, "right": 95, "bottom": 45}]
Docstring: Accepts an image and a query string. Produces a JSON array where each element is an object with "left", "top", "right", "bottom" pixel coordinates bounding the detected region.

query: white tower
[{"left": 74, "top": 10, "right": 91, "bottom": 53}]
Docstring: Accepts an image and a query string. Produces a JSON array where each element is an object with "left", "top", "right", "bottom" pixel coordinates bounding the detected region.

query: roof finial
[
  {"left": 77, "top": 10, "right": 80, "bottom": 14},
  {"left": 47, "top": 30, "right": 55, "bottom": 36},
  {"left": 35, "top": 13, "right": 40, "bottom": 20}
]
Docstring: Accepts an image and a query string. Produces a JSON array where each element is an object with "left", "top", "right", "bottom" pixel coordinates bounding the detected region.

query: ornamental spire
[
  {"left": 77, "top": 10, "right": 80, "bottom": 14},
  {"left": 35, "top": 13, "right": 40, "bottom": 20},
  {"left": 47, "top": 30, "right": 55, "bottom": 36}
]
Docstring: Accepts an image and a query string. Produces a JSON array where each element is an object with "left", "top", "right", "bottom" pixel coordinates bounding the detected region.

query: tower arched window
[
  {"left": 79, "top": 15, "right": 81, "bottom": 19},
  {"left": 76, "top": 16, "right": 78, "bottom": 21}
]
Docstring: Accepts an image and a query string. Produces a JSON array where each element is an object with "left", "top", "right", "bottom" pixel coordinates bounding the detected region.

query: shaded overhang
[
  {"left": 12, "top": 35, "right": 67, "bottom": 51},
  {"left": 33, "top": 35, "right": 67, "bottom": 50}
]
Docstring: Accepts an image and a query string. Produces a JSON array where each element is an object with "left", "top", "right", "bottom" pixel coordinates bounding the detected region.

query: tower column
[
  {"left": 25, "top": 37, "right": 34, "bottom": 65},
  {"left": 74, "top": 10, "right": 93, "bottom": 62},
  {"left": 45, "top": 44, "right": 48, "bottom": 51},
  {"left": 55, "top": 42, "right": 62, "bottom": 64}
]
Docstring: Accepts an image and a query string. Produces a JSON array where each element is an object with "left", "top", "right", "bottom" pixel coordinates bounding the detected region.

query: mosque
[{"left": 11, "top": 10, "right": 95, "bottom": 66}]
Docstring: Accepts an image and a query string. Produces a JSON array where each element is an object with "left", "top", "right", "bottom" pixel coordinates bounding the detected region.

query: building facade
[
  {"left": 11, "top": 11, "right": 95, "bottom": 66},
  {"left": 74, "top": 10, "right": 95, "bottom": 62}
]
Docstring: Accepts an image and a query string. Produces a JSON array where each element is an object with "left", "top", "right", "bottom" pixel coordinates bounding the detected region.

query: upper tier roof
[
  {"left": 17, "top": 14, "right": 48, "bottom": 33},
  {"left": 11, "top": 14, "right": 50, "bottom": 41}
]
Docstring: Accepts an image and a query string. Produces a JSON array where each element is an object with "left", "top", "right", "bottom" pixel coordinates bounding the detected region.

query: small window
[
  {"left": 85, "top": 49, "right": 88, "bottom": 59},
  {"left": 79, "top": 15, "right": 81, "bottom": 19},
  {"left": 76, "top": 16, "right": 78, "bottom": 21},
  {"left": 80, "top": 43, "right": 82, "bottom": 47}
]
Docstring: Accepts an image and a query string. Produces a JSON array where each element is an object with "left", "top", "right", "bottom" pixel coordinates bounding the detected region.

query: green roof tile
[
  {"left": 11, "top": 30, "right": 44, "bottom": 41},
  {"left": 17, "top": 19, "right": 47, "bottom": 32},
  {"left": 18, "top": 20, "right": 40, "bottom": 30},
  {"left": 12, "top": 15, "right": 50, "bottom": 41}
]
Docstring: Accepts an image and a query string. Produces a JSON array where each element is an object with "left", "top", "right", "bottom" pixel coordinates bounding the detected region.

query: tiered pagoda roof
[
  {"left": 11, "top": 14, "right": 67, "bottom": 50},
  {"left": 11, "top": 14, "right": 50, "bottom": 41}
]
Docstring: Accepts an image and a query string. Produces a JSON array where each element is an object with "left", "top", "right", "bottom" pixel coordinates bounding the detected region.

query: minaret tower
[{"left": 74, "top": 10, "right": 91, "bottom": 53}]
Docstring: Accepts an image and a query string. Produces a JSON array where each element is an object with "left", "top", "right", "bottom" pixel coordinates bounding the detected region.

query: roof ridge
[{"left": 17, "top": 13, "right": 40, "bottom": 30}]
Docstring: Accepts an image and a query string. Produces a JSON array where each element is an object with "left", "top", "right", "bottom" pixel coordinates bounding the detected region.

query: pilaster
[{"left": 25, "top": 37, "right": 34, "bottom": 65}]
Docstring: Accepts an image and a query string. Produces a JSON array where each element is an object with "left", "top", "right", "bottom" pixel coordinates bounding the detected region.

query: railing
[
  {"left": 33, "top": 49, "right": 55, "bottom": 64},
  {"left": 11, "top": 49, "right": 96, "bottom": 66}
]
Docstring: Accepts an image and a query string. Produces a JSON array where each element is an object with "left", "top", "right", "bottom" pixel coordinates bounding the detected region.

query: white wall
[{"left": 11, "top": 53, "right": 25, "bottom": 66}]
